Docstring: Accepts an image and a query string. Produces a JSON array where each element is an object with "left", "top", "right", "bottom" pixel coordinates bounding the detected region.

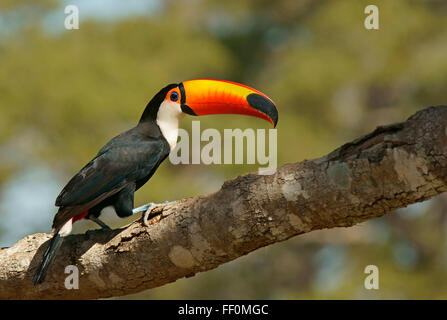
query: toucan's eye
[{"left": 170, "top": 91, "right": 179, "bottom": 102}]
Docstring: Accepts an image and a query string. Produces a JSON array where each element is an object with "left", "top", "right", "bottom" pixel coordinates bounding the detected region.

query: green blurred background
[{"left": 1, "top": 0, "right": 447, "bottom": 299}]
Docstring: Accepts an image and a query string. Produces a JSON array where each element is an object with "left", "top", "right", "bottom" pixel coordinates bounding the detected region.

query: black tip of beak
[{"left": 247, "top": 93, "right": 278, "bottom": 127}]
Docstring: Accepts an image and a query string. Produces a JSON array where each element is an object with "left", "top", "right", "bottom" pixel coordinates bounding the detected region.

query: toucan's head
[
  {"left": 139, "top": 79, "right": 278, "bottom": 149},
  {"left": 141, "top": 79, "right": 278, "bottom": 126}
]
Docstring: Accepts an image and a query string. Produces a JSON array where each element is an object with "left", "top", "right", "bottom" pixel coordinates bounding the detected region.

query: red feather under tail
[{"left": 72, "top": 210, "right": 88, "bottom": 223}]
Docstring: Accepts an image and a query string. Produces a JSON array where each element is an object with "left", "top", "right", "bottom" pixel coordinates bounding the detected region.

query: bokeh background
[{"left": 1, "top": 0, "right": 447, "bottom": 299}]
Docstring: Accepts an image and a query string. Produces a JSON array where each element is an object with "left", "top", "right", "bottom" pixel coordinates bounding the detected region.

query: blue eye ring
[{"left": 170, "top": 91, "right": 179, "bottom": 102}]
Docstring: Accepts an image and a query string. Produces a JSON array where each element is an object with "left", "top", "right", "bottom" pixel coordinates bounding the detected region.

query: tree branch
[{"left": 1, "top": 106, "right": 447, "bottom": 299}]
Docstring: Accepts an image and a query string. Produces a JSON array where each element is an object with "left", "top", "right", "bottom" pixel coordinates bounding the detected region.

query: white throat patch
[{"left": 156, "top": 100, "right": 184, "bottom": 151}]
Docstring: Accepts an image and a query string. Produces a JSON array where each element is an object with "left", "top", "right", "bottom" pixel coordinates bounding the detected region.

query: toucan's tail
[{"left": 33, "top": 232, "right": 63, "bottom": 285}]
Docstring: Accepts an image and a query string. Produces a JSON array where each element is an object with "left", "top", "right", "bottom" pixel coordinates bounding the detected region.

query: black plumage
[
  {"left": 33, "top": 85, "right": 176, "bottom": 285},
  {"left": 53, "top": 125, "right": 169, "bottom": 229},
  {"left": 52, "top": 84, "right": 176, "bottom": 231}
]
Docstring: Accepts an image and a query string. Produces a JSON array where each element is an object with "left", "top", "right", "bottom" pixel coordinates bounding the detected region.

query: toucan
[{"left": 32, "top": 79, "right": 278, "bottom": 285}]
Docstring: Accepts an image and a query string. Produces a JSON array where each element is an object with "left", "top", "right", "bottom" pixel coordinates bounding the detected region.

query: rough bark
[{"left": 1, "top": 105, "right": 446, "bottom": 299}]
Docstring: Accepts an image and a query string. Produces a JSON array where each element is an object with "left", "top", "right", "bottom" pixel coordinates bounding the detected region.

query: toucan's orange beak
[{"left": 179, "top": 79, "right": 278, "bottom": 127}]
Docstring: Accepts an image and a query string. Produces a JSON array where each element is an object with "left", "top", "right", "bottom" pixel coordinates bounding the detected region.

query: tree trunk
[{"left": 0, "top": 105, "right": 446, "bottom": 299}]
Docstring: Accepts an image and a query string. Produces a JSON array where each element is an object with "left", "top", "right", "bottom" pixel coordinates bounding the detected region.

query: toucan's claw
[
  {"left": 139, "top": 201, "right": 173, "bottom": 227},
  {"left": 88, "top": 216, "right": 112, "bottom": 230},
  {"left": 142, "top": 208, "right": 152, "bottom": 227}
]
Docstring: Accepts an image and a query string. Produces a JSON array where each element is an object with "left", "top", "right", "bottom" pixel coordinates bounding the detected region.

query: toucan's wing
[
  {"left": 52, "top": 188, "right": 126, "bottom": 231},
  {"left": 53, "top": 134, "right": 169, "bottom": 230}
]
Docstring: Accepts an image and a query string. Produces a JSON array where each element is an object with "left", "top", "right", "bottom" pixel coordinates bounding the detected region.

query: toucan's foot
[
  {"left": 136, "top": 201, "right": 173, "bottom": 227},
  {"left": 88, "top": 216, "right": 112, "bottom": 230},
  {"left": 132, "top": 203, "right": 154, "bottom": 214}
]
